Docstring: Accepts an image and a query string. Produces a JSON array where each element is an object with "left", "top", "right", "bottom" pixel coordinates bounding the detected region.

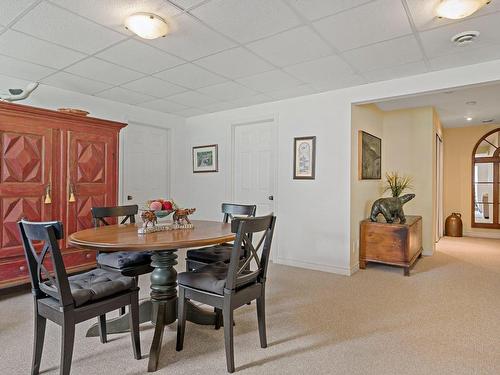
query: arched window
[{"left": 472, "top": 128, "right": 500, "bottom": 228}]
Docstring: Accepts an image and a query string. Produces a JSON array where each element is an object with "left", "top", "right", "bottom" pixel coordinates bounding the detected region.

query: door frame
[
  {"left": 119, "top": 121, "right": 172, "bottom": 206},
  {"left": 230, "top": 114, "right": 279, "bottom": 261},
  {"left": 435, "top": 133, "right": 444, "bottom": 241}
]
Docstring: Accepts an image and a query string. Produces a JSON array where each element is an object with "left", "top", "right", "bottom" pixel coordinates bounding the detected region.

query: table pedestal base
[{"left": 84, "top": 249, "right": 218, "bottom": 372}]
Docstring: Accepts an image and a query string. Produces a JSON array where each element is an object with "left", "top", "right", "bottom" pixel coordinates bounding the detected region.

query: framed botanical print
[
  {"left": 293, "top": 136, "right": 316, "bottom": 180},
  {"left": 193, "top": 144, "right": 218, "bottom": 173},
  {"left": 359, "top": 131, "right": 381, "bottom": 180}
]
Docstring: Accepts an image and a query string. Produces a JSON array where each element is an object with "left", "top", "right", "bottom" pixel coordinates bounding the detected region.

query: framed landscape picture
[
  {"left": 293, "top": 136, "right": 316, "bottom": 180},
  {"left": 193, "top": 144, "right": 218, "bottom": 173},
  {"left": 359, "top": 131, "right": 381, "bottom": 180}
]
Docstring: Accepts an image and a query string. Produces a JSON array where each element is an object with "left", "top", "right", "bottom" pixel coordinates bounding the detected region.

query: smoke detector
[{"left": 451, "top": 31, "right": 480, "bottom": 46}]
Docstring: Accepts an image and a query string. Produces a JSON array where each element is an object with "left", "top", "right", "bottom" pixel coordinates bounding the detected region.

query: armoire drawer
[{"left": 0, "top": 250, "right": 96, "bottom": 289}]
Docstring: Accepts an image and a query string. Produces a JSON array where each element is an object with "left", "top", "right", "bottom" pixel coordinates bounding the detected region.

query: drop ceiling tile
[
  {"left": 195, "top": 47, "right": 273, "bottom": 79},
  {"left": 95, "top": 87, "right": 154, "bottom": 105},
  {"left": 139, "top": 98, "right": 189, "bottom": 113},
  {"left": 0, "top": 30, "right": 85, "bottom": 69},
  {"left": 406, "top": 0, "right": 500, "bottom": 31},
  {"left": 312, "top": 73, "right": 365, "bottom": 91},
  {"left": 202, "top": 101, "right": 239, "bottom": 112},
  {"left": 0, "top": 0, "right": 37, "bottom": 26},
  {"left": 97, "top": 39, "right": 183, "bottom": 74},
  {"left": 205, "top": 94, "right": 273, "bottom": 112},
  {"left": 229, "top": 94, "right": 274, "bottom": 108},
  {"left": 41, "top": 71, "right": 112, "bottom": 94},
  {"left": 284, "top": 55, "right": 354, "bottom": 86},
  {"left": 12, "top": 2, "right": 126, "bottom": 54},
  {"left": 236, "top": 70, "right": 303, "bottom": 93},
  {"left": 419, "top": 12, "right": 500, "bottom": 59},
  {"left": 267, "top": 84, "right": 318, "bottom": 100},
  {"left": 167, "top": 90, "right": 218, "bottom": 107},
  {"left": 363, "top": 61, "right": 428, "bottom": 82},
  {"left": 246, "top": 26, "right": 332, "bottom": 67},
  {"left": 343, "top": 35, "right": 423, "bottom": 72},
  {"left": 154, "top": 63, "right": 226, "bottom": 89},
  {"left": 312, "top": 0, "right": 412, "bottom": 51},
  {"left": 0, "top": 54, "right": 55, "bottom": 81},
  {"left": 174, "top": 107, "right": 207, "bottom": 117},
  {"left": 191, "top": 0, "right": 301, "bottom": 44},
  {"left": 286, "top": 0, "right": 374, "bottom": 21},
  {"left": 147, "top": 13, "right": 236, "bottom": 60},
  {"left": 169, "top": 0, "right": 207, "bottom": 10},
  {"left": 198, "top": 81, "right": 257, "bottom": 101},
  {"left": 121, "top": 76, "right": 186, "bottom": 97},
  {"left": 65, "top": 58, "right": 144, "bottom": 85},
  {"left": 429, "top": 44, "right": 500, "bottom": 71},
  {"left": 49, "top": 0, "right": 181, "bottom": 33}
]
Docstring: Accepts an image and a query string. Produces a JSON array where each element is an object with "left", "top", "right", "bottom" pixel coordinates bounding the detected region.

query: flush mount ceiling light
[
  {"left": 436, "top": 0, "right": 490, "bottom": 20},
  {"left": 466, "top": 116, "right": 473, "bottom": 121},
  {"left": 124, "top": 13, "right": 168, "bottom": 39}
]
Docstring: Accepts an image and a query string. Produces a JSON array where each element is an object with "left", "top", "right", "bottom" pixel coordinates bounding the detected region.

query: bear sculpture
[{"left": 370, "top": 194, "right": 415, "bottom": 224}]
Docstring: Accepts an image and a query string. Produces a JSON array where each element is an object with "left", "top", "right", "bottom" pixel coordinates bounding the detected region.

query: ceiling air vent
[
  {"left": 451, "top": 31, "right": 480, "bottom": 46},
  {"left": 482, "top": 119, "right": 495, "bottom": 123}
]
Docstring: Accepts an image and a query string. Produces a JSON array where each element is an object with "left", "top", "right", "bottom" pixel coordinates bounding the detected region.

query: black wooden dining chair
[
  {"left": 18, "top": 220, "right": 141, "bottom": 375},
  {"left": 176, "top": 214, "right": 277, "bottom": 373},
  {"left": 92, "top": 205, "right": 153, "bottom": 280},
  {"left": 185, "top": 203, "right": 257, "bottom": 271}
]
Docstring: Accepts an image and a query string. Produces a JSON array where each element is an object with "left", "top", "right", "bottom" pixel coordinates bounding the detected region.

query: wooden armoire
[{"left": 0, "top": 102, "right": 125, "bottom": 290}]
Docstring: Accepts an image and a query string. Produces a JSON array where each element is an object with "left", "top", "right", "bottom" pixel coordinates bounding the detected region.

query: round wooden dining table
[{"left": 68, "top": 220, "right": 235, "bottom": 372}]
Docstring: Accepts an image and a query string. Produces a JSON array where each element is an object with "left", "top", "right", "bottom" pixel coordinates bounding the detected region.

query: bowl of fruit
[{"left": 144, "top": 199, "right": 177, "bottom": 218}]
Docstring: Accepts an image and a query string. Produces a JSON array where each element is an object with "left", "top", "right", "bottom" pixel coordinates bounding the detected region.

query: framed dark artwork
[
  {"left": 293, "top": 136, "right": 316, "bottom": 180},
  {"left": 359, "top": 131, "right": 381, "bottom": 180},
  {"left": 192, "top": 144, "right": 218, "bottom": 173}
]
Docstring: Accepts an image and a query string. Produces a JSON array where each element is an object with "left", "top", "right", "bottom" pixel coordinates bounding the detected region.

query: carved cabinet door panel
[
  {"left": 65, "top": 130, "right": 117, "bottom": 247},
  {"left": 0, "top": 123, "right": 56, "bottom": 259}
]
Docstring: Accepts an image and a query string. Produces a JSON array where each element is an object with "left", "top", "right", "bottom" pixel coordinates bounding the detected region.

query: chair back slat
[
  {"left": 91, "top": 205, "right": 138, "bottom": 227},
  {"left": 221, "top": 203, "right": 256, "bottom": 223},
  {"left": 225, "top": 215, "right": 276, "bottom": 291},
  {"left": 18, "top": 220, "right": 74, "bottom": 306}
]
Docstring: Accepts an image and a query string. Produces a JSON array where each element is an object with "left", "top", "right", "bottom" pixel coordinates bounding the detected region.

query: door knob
[{"left": 268, "top": 195, "right": 274, "bottom": 201}]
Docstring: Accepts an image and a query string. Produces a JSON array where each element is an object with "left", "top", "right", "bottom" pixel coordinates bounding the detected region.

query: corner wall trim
[{"left": 276, "top": 257, "right": 355, "bottom": 276}]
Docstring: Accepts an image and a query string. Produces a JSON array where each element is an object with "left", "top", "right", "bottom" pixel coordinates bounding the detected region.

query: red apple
[{"left": 162, "top": 201, "right": 173, "bottom": 211}]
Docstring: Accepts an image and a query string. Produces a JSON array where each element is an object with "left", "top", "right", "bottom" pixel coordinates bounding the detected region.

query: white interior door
[
  {"left": 233, "top": 119, "right": 277, "bottom": 216},
  {"left": 122, "top": 123, "right": 170, "bottom": 206}
]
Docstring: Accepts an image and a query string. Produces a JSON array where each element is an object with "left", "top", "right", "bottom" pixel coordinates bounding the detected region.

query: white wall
[
  {"left": 172, "top": 59, "right": 500, "bottom": 276},
  {"left": 0, "top": 73, "right": 184, "bottom": 202}
]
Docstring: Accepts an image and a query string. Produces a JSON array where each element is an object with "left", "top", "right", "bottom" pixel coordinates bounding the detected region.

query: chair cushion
[
  {"left": 178, "top": 262, "right": 229, "bottom": 295},
  {"left": 97, "top": 251, "right": 152, "bottom": 269},
  {"left": 186, "top": 244, "right": 234, "bottom": 264},
  {"left": 40, "top": 268, "right": 135, "bottom": 307},
  {"left": 178, "top": 262, "right": 258, "bottom": 295}
]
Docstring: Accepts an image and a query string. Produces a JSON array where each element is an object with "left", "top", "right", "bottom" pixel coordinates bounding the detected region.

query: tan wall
[
  {"left": 443, "top": 124, "right": 500, "bottom": 237},
  {"left": 350, "top": 104, "right": 384, "bottom": 266},
  {"left": 351, "top": 105, "right": 437, "bottom": 267},
  {"left": 382, "top": 107, "right": 436, "bottom": 254}
]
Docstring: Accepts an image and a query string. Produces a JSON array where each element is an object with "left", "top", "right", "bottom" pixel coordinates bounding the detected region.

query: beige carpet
[{"left": 1, "top": 237, "right": 499, "bottom": 375}]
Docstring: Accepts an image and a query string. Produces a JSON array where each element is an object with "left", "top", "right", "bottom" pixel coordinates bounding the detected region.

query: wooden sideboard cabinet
[
  {"left": 359, "top": 215, "right": 423, "bottom": 276},
  {"left": 0, "top": 102, "right": 125, "bottom": 290}
]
